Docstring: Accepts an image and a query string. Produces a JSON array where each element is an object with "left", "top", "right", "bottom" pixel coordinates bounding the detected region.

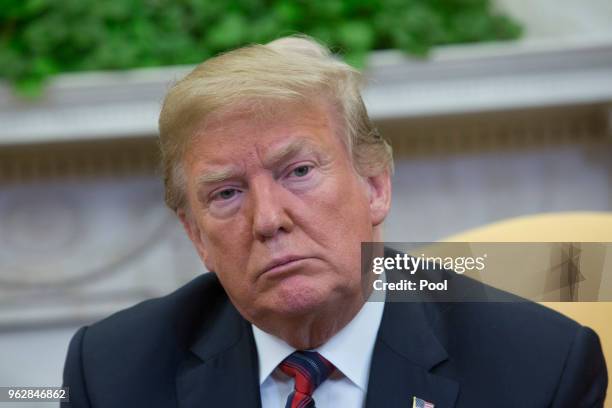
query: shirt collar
[
  {"left": 252, "top": 298, "right": 385, "bottom": 391},
  {"left": 252, "top": 323, "right": 295, "bottom": 384}
]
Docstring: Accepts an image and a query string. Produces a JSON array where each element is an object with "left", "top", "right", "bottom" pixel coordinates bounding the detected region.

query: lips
[{"left": 260, "top": 255, "right": 311, "bottom": 276}]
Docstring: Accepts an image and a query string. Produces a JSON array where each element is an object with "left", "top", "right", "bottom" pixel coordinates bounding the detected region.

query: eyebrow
[
  {"left": 261, "top": 138, "right": 319, "bottom": 169},
  {"left": 196, "top": 166, "right": 243, "bottom": 186},
  {"left": 195, "top": 139, "right": 322, "bottom": 187}
]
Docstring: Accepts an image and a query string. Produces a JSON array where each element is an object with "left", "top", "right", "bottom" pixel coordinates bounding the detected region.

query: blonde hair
[{"left": 158, "top": 35, "right": 393, "bottom": 211}]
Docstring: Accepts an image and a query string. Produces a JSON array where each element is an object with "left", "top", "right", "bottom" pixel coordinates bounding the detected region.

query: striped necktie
[{"left": 279, "top": 351, "right": 335, "bottom": 408}]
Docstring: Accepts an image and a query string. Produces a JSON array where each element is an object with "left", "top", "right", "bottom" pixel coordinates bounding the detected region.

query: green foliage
[{"left": 0, "top": 0, "right": 522, "bottom": 96}]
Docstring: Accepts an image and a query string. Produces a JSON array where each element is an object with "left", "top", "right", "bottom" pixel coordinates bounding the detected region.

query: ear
[
  {"left": 365, "top": 169, "right": 392, "bottom": 226},
  {"left": 177, "top": 208, "right": 215, "bottom": 272}
]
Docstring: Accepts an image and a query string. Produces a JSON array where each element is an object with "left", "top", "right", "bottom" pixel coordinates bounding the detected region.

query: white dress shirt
[{"left": 252, "top": 299, "right": 385, "bottom": 408}]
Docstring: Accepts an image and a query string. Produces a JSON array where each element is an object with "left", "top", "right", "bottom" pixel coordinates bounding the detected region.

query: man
[{"left": 62, "top": 36, "right": 607, "bottom": 407}]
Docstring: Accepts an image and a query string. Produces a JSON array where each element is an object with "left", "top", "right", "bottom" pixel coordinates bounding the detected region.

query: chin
[{"left": 269, "top": 275, "right": 331, "bottom": 316}]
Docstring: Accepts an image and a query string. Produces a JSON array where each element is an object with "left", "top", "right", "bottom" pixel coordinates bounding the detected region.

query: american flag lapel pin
[{"left": 412, "top": 396, "right": 435, "bottom": 408}]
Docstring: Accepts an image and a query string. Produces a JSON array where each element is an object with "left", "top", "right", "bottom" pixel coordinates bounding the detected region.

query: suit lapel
[
  {"left": 176, "top": 299, "right": 261, "bottom": 408},
  {"left": 365, "top": 301, "right": 459, "bottom": 408}
]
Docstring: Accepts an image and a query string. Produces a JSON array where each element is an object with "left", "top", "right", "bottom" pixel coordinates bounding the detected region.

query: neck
[{"left": 253, "top": 292, "right": 366, "bottom": 350}]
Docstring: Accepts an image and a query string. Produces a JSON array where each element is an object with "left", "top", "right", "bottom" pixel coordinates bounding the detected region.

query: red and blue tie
[{"left": 279, "top": 351, "right": 335, "bottom": 408}]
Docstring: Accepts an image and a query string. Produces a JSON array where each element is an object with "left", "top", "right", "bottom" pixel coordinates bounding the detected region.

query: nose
[{"left": 250, "top": 175, "right": 294, "bottom": 240}]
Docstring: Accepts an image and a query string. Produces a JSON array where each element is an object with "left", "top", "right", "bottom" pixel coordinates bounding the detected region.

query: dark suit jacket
[{"left": 62, "top": 268, "right": 608, "bottom": 407}]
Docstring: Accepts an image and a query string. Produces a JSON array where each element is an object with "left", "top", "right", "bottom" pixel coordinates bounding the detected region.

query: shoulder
[
  {"left": 421, "top": 267, "right": 587, "bottom": 367},
  {"left": 427, "top": 296, "right": 607, "bottom": 405},
  {"left": 433, "top": 298, "right": 581, "bottom": 358},
  {"left": 84, "top": 272, "right": 227, "bottom": 351},
  {"left": 64, "top": 273, "right": 232, "bottom": 401},
  {"left": 381, "top": 246, "right": 608, "bottom": 406}
]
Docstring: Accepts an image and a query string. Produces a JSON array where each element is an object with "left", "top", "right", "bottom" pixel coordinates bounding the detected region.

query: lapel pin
[{"left": 413, "top": 396, "right": 435, "bottom": 408}]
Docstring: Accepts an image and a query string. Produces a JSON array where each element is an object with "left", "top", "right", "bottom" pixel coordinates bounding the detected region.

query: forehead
[
  {"left": 185, "top": 98, "right": 344, "bottom": 161},
  {"left": 207, "top": 97, "right": 336, "bottom": 134}
]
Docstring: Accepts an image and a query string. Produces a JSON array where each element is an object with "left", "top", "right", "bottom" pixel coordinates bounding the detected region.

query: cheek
[
  {"left": 299, "top": 172, "right": 373, "bottom": 250},
  {"left": 199, "top": 217, "right": 251, "bottom": 271},
  {"left": 322, "top": 175, "right": 371, "bottom": 227},
  {"left": 205, "top": 231, "right": 254, "bottom": 298}
]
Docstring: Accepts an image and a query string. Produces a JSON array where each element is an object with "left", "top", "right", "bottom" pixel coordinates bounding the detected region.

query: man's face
[{"left": 179, "top": 100, "right": 390, "bottom": 326}]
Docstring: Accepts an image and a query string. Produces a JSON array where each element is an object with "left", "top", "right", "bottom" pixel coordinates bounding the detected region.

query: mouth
[{"left": 260, "top": 256, "right": 313, "bottom": 277}]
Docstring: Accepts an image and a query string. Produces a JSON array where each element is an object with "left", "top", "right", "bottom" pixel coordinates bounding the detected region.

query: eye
[
  {"left": 213, "top": 188, "right": 239, "bottom": 201},
  {"left": 291, "top": 165, "right": 311, "bottom": 178}
]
